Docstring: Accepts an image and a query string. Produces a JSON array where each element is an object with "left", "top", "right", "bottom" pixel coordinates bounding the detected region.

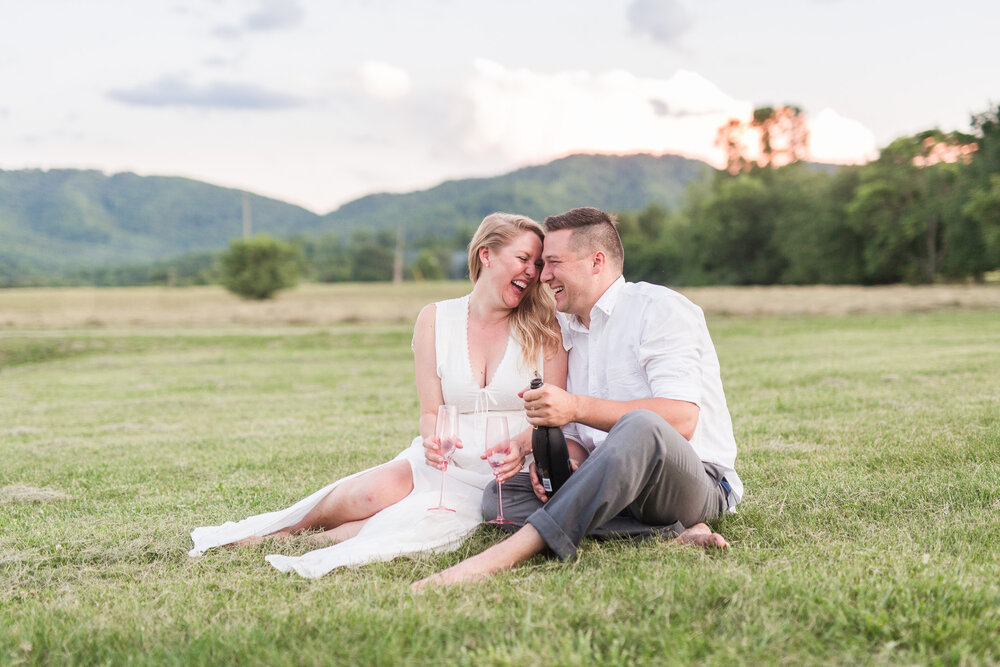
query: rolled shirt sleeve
[{"left": 639, "top": 298, "right": 705, "bottom": 407}]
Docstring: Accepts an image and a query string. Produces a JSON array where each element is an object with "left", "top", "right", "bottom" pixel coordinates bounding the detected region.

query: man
[{"left": 414, "top": 207, "right": 741, "bottom": 589}]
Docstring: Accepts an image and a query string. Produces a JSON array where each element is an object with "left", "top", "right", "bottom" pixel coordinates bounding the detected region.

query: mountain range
[{"left": 0, "top": 153, "right": 712, "bottom": 276}]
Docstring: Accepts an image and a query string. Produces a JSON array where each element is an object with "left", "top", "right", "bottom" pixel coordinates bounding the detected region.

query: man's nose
[{"left": 540, "top": 263, "right": 553, "bottom": 282}]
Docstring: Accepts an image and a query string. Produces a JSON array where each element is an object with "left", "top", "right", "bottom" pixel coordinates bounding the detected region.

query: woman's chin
[{"left": 504, "top": 290, "right": 525, "bottom": 309}]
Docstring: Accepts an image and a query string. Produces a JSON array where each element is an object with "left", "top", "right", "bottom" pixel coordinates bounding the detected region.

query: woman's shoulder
[
  {"left": 431, "top": 294, "right": 470, "bottom": 320},
  {"left": 414, "top": 302, "right": 437, "bottom": 329}
]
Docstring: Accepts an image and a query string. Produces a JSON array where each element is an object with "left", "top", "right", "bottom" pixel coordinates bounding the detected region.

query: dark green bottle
[{"left": 530, "top": 377, "right": 573, "bottom": 497}]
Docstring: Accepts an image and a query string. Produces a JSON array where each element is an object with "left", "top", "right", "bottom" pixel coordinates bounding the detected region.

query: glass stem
[
  {"left": 496, "top": 478, "right": 504, "bottom": 521},
  {"left": 438, "top": 464, "right": 447, "bottom": 506}
]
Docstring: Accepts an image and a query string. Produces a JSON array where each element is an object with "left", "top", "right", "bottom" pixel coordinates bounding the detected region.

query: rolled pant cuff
[{"left": 526, "top": 508, "right": 578, "bottom": 561}]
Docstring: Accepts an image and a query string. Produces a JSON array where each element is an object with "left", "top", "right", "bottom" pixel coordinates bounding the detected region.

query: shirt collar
[
  {"left": 562, "top": 275, "right": 626, "bottom": 339},
  {"left": 591, "top": 275, "right": 626, "bottom": 321}
]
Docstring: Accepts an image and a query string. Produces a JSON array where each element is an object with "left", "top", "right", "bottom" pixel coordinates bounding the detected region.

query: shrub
[{"left": 219, "top": 235, "right": 302, "bottom": 299}]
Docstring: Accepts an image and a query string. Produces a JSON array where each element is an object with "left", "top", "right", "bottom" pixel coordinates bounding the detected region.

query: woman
[{"left": 189, "top": 213, "right": 566, "bottom": 578}]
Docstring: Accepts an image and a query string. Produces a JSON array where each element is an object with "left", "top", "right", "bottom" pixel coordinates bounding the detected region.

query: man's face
[{"left": 541, "top": 229, "right": 595, "bottom": 319}]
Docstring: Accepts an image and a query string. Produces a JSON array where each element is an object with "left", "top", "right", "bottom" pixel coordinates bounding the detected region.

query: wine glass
[
  {"left": 428, "top": 404, "right": 459, "bottom": 512},
  {"left": 484, "top": 415, "right": 513, "bottom": 525}
]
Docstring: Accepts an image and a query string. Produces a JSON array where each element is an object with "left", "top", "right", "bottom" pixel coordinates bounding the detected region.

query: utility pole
[
  {"left": 242, "top": 192, "right": 252, "bottom": 239},
  {"left": 393, "top": 227, "right": 404, "bottom": 284}
]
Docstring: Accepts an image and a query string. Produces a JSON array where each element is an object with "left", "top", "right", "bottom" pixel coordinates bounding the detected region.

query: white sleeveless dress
[{"left": 189, "top": 295, "right": 539, "bottom": 578}]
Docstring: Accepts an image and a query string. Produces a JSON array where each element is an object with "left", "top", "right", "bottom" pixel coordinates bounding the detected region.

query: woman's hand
[
  {"left": 423, "top": 435, "right": 463, "bottom": 470},
  {"left": 482, "top": 435, "right": 526, "bottom": 484},
  {"left": 528, "top": 457, "right": 581, "bottom": 503}
]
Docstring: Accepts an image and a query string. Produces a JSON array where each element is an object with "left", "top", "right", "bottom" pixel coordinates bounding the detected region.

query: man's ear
[{"left": 591, "top": 250, "right": 606, "bottom": 274}]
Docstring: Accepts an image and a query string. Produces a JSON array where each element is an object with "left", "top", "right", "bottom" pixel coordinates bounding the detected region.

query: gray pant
[{"left": 482, "top": 410, "right": 728, "bottom": 560}]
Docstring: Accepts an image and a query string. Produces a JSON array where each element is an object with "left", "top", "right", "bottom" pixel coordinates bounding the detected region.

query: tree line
[
  {"left": 23, "top": 105, "right": 1000, "bottom": 297},
  {"left": 622, "top": 105, "right": 1000, "bottom": 287}
]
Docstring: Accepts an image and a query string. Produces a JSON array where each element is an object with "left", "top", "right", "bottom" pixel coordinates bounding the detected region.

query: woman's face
[{"left": 481, "top": 231, "right": 544, "bottom": 309}]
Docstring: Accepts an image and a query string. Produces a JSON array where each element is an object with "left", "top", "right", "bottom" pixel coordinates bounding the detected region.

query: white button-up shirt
[{"left": 559, "top": 276, "right": 743, "bottom": 505}]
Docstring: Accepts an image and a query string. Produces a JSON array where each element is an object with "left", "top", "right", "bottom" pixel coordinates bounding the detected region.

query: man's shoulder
[{"left": 619, "top": 281, "right": 703, "bottom": 316}]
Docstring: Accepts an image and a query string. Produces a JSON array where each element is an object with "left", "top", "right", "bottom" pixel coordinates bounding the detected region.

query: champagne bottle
[{"left": 529, "top": 377, "right": 573, "bottom": 497}]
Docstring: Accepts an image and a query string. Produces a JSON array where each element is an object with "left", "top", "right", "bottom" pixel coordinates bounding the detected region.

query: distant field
[
  {"left": 1, "top": 285, "right": 998, "bottom": 664},
  {"left": 0, "top": 282, "right": 998, "bottom": 329}
]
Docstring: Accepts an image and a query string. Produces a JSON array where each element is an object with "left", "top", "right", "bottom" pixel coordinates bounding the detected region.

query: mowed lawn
[{"left": 1, "top": 284, "right": 998, "bottom": 665}]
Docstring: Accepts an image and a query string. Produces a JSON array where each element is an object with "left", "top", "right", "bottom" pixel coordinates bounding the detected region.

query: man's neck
[{"left": 573, "top": 273, "right": 622, "bottom": 329}]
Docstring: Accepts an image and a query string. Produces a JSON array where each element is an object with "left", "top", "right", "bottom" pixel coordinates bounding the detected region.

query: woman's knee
[
  {"left": 349, "top": 461, "right": 413, "bottom": 512},
  {"left": 378, "top": 461, "right": 414, "bottom": 502}
]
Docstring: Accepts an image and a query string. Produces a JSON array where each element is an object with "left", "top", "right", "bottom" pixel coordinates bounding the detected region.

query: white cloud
[
  {"left": 462, "top": 60, "right": 751, "bottom": 167},
  {"left": 808, "top": 108, "right": 878, "bottom": 164},
  {"left": 461, "top": 61, "right": 879, "bottom": 170},
  {"left": 213, "top": 0, "right": 305, "bottom": 38},
  {"left": 245, "top": 0, "right": 304, "bottom": 31},
  {"left": 107, "top": 75, "right": 306, "bottom": 110},
  {"left": 358, "top": 61, "right": 412, "bottom": 101},
  {"left": 627, "top": 0, "right": 695, "bottom": 46}
]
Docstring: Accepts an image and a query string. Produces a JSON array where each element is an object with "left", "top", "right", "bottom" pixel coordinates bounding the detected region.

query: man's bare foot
[{"left": 675, "top": 522, "right": 729, "bottom": 549}]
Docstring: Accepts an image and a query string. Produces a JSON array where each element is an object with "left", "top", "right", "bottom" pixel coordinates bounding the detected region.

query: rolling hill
[
  {"left": 0, "top": 169, "right": 319, "bottom": 272},
  {"left": 324, "top": 153, "right": 711, "bottom": 239},
  {"left": 0, "top": 153, "right": 713, "bottom": 279}
]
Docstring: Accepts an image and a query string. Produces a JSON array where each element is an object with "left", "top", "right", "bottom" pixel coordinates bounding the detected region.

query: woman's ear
[{"left": 479, "top": 246, "right": 491, "bottom": 267}]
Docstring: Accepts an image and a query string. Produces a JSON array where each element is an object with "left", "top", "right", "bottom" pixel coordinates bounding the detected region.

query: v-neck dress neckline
[{"left": 462, "top": 294, "right": 514, "bottom": 390}]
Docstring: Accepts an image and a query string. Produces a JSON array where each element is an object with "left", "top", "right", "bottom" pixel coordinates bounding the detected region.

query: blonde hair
[{"left": 468, "top": 212, "right": 560, "bottom": 369}]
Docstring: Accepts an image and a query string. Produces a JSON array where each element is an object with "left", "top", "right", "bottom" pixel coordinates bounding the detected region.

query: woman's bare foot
[
  {"left": 411, "top": 524, "right": 727, "bottom": 592},
  {"left": 674, "top": 522, "right": 729, "bottom": 548},
  {"left": 233, "top": 530, "right": 292, "bottom": 546},
  {"left": 411, "top": 525, "right": 547, "bottom": 592},
  {"left": 411, "top": 562, "right": 486, "bottom": 592}
]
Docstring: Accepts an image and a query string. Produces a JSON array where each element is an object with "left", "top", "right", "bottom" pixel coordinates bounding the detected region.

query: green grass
[{"left": 2, "top": 308, "right": 999, "bottom": 665}]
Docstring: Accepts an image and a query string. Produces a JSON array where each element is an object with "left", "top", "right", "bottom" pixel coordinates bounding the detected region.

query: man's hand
[{"left": 520, "top": 383, "right": 578, "bottom": 427}]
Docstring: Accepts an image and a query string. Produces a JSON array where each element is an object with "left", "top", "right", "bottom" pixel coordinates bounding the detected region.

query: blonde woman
[{"left": 190, "top": 213, "right": 566, "bottom": 577}]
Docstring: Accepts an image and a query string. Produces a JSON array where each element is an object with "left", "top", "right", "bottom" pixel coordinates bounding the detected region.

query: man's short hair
[{"left": 543, "top": 207, "right": 624, "bottom": 269}]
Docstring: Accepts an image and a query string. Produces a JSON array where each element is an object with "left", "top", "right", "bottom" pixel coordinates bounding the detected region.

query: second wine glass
[
  {"left": 484, "top": 415, "right": 513, "bottom": 525},
  {"left": 428, "top": 404, "right": 459, "bottom": 512}
]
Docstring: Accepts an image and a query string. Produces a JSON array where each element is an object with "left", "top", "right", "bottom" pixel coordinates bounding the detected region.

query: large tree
[
  {"left": 686, "top": 173, "right": 786, "bottom": 284},
  {"left": 715, "top": 105, "right": 810, "bottom": 174},
  {"left": 846, "top": 129, "right": 976, "bottom": 283},
  {"left": 953, "top": 106, "right": 1000, "bottom": 279}
]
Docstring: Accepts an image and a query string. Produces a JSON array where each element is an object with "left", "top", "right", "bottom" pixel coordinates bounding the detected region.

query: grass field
[{"left": 2, "top": 283, "right": 999, "bottom": 665}]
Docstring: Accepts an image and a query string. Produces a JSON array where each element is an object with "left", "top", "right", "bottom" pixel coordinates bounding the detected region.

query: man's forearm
[{"left": 572, "top": 395, "right": 699, "bottom": 440}]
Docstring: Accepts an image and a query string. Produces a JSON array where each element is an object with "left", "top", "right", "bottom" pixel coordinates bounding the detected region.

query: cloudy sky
[{"left": 3, "top": 0, "right": 997, "bottom": 213}]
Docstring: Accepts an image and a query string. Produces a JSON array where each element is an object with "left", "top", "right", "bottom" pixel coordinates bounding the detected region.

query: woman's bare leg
[
  {"left": 234, "top": 461, "right": 413, "bottom": 546},
  {"left": 237, "top": 516, "right": 372, "bottom": 547},
  {"left": 303, "top": 518, "right": 369, "bottom": 547},
  {"left": 276, "top": 459, "right": 414, "bottom": 535}
]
